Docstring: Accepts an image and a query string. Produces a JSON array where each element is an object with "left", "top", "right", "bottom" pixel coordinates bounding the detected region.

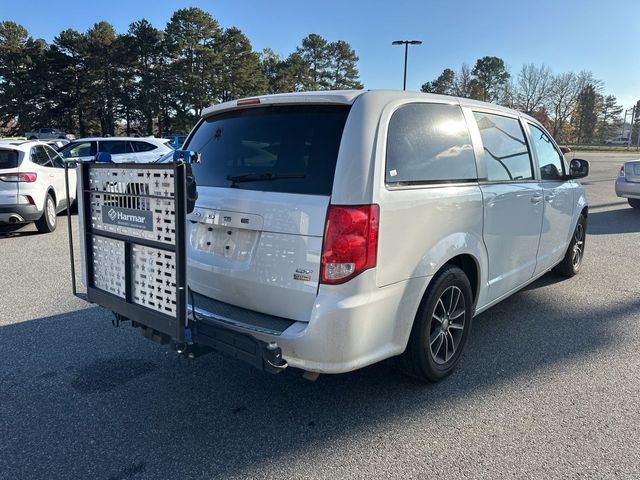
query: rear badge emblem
[{"left": 294, "top": 268, "right": 313, "bottom": 281}]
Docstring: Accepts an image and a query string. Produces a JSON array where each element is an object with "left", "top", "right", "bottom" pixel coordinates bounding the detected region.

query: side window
[
  {"left": 131, "top": 141, "right": 157, "bottom": 153},
  {"left": 44, "top": 145, "right": 64, "bottom": 168},
  {"left": 59, "top": 141, "right": 96, "bottom": 158},
  {"left": 31, "top": 146, "right": 52, "bottom": 167},
  {"left": 386, "top": 103, "right": 477, "bottom": 184},
  {"left": 474, "top": 112, "right": 533, "bottom": 181},
  {"left": 528, "top": 124, "right": 565, "bottom": 180},
  {"left": 99, "top": 140, "right": 131, "bottom": 155}
]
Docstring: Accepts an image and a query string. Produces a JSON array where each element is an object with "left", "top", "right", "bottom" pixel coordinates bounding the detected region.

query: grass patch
[{"left": 564, "top": 145, "right": 640, "bottom": 153}]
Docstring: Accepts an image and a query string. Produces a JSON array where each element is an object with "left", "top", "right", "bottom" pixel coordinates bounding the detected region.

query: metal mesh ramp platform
[{"left": 78, "top": 162, "right": 188, "bottom": 341}]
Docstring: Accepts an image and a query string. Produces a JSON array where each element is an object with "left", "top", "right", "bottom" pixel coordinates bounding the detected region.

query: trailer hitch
[{"left": 263, "top": 342, "right": 288, "bottom": 373}]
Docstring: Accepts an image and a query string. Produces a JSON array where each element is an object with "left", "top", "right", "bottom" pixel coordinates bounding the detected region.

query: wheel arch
[
  {"left": 397, "top": 251, "right": 483, "bottom": 352},
  {"left": 46, "top": 187, "right": 57, "bottom": 207},
  {"left": 443, "top": 254, "right": 480, "bottom": 309}
]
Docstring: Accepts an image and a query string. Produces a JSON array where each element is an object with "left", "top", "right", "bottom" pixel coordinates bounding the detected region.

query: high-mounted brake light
[
  {"left": 0, "top": 172, "right": 37, "bottom": 182},
  {"left": 237, "top": 98, "right": 261, "bottom": 106},
  {"left": 321, "top": 204, "right": 379, "bottom": 284}
]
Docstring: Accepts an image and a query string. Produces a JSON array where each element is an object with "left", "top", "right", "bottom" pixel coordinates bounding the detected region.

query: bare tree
[
  {"left": 453, "top": 63, "right": 472, "bottom": 97},
  {"left": 514, "top": 64, "right": 551, "bottom": 114},
  {"left": 547, "top": 72, "right": 580, "bottom": 141}
]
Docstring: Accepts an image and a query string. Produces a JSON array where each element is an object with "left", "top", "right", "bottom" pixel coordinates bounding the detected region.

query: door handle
[
  {"left": 530, "top": 194, "right": 543, "bottom": 204},
  {"left": 545, "top": 193, "right": 556, "bottom": 201}
]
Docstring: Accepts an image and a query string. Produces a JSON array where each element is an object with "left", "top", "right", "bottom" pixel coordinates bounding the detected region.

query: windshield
[
  {"left": 186, "top": 105, "right": 350, "bottom": 195},
  {"left": 155, "top": 151, "right": 174, "bottom": 163},
  {"left": 0, "top": 149, "right": 19, "bottom": 169}
]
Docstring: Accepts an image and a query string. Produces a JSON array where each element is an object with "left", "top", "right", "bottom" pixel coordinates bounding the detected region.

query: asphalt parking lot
[{"left": 1, "top": 151, "right": 639, "bottom": 479}]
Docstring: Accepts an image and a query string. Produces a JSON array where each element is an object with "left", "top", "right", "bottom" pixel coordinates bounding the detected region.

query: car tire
[
  {"left": 553, "top": 214, "right": 586, "bottom": 277},
  {"left": 35, "top": 194, "right": 57, "bottom": 233},
  {"left": 401, "top": 265, "right": 473, "bottom": 382},
  {"left": 628, "top": 199, "right": 640, "bottom": 209}
]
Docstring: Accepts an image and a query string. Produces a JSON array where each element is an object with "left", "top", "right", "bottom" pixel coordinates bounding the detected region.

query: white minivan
[{"left": 183, "top": 90, "right": 589, "bottom": 381}]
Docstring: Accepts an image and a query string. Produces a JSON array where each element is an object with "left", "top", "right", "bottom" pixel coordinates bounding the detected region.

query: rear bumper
[
  {"left": 190, "top": 269, "right": 427, "bottom": 374},
  {"left": 615, "top": 177, "right": 640, "bottom": 199},
  {"left": 0, "top": 204, "right": 41, "bottom": 223}
]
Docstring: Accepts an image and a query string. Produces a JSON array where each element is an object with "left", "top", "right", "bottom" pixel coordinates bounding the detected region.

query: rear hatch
[
  {"left": 186, "top": 104, "right": 350, "bottom": 322},
  {"left": 0, "top": 148, "right": 21, "bottom": 206},
  {"left": 624, "top": 160, "right": 640, "bottom": 183}
]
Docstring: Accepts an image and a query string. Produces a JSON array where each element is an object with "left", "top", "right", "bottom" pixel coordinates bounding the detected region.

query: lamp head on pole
[{"left": 392, "top": 40, "right": 423, "bottom": 45}]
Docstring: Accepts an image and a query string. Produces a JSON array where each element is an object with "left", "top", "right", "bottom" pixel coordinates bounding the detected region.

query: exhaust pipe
[{"left": 9, "top": 215, "right": 23, "bottom": 223}]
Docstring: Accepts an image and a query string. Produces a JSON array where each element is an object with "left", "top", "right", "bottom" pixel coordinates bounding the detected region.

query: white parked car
[
  {"left": 25, "top": 128, "right": 75, "bottom": 141},
  {"left": 58, "top": 137, "right": 173, "bottom": 163},
  {"left": 0, "top": 140, "right": 77, "bottom": 233},
  {"left": 605, "top": 135, "right": 629, "bottom": 145},
  {"left": 178, "top": 90, "right": 590, "bottom": 381}
]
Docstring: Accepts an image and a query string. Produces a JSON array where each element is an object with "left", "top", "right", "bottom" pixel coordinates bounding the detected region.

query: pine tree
[
  {"left": 165, "top": 7, "right": 222, "bottom": 129},
  {"left": 471, "top": 56, "right": 510, "bottom": 103},
  {"left": 219, "top": 27, "right": 266, "bottom": 102},
  {"left": 327, "top": 40, "right": 363, "bottom": 89},
  {"left": 598, "top": 95, "right": 623, "bottom": 142},
  {"left": 297, "top": 34, "right": 331, "bottom": 90},
  {"left": 421, "top": 68, "right": 455, "bottom": 95}
]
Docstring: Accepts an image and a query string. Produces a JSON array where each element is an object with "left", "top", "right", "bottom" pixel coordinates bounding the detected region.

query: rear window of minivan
[
  {"left": 0, "top": 149, "right": 19, "bottom": 169},
  {"left": 186, "top": 105, "right": 350, "bottom": 195}
]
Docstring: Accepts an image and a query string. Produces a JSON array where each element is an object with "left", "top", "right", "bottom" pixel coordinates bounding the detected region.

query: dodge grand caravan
[{"left": 183, "top": 90, "right": 589, "bottom": 381}]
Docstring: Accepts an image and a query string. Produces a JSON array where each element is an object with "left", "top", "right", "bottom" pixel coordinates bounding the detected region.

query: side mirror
[
  {"left": 173, "top": 150, "right": 200, "bottom": 164},
  {"left": 569, "top": 158, "right": 589, "bottom": 179},
  {"left": 95, "top": 151, "right": 112, "bottom": 163}
]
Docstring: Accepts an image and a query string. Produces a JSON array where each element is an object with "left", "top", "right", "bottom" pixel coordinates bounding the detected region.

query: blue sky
[{"left": 3, "top": 0, "right": 639, "bottom": 107}]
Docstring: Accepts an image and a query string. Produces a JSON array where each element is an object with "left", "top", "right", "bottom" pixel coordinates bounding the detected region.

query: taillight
[
  {"left": 0, "top": 172, "right": 37, "bottom": 182},
  {"left": 619, "top": 165, "right": 625, "bottom": 176},
  {"left": 321, "top": 204, "right": 379, "bottom": 284}
]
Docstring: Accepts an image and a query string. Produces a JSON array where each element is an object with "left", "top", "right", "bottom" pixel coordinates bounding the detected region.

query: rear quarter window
[
  {"left": 0, "top": 149, "right": 19, "bottom": 169},
  {"left": 131, "top": 141, "right": 157, "bottom": 153},
  {"left": 386, "top": 103, "right": 477, "bottom": 185},
  {"left": 186, "top": 105, "right": 350, "bottom": 195}
]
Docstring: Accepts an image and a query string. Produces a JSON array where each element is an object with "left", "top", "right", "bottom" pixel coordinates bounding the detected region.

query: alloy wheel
[
  {"left": 47, "top": 198, "right": 56, "bottom": 227},
  {"left": 572, "top": 222, "right": 584, "bottom": 269},
  {"left": 428, "top": 285, "right": 466, "bottom": 365}
]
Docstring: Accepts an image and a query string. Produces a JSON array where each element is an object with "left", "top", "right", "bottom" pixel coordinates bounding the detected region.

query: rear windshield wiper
[{"left": 226, "top": 172, "right": 306, "bottom": 184}]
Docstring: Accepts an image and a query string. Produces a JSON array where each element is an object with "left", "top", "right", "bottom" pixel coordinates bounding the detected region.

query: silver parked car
[{"left": 615, "top": 160, "right": 640, "bottom": 209}]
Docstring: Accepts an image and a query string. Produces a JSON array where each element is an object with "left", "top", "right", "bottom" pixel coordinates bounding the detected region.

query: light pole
[{"left": 392, "top": 40, "right": 422, "bottom": 90}]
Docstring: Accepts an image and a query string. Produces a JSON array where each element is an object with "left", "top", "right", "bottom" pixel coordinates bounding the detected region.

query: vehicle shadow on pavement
[
  {"left": 0, "top": 212, "right": 75, "bottom": 238},
  {"left": 587, "top": 207, "right": 640, "bottom": 235},
  {"left": 0, "top": 223, "right": 40, "bottom": 238},
  {"left": 1, "top": 282, "right": 638, "bottom": 479}
]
